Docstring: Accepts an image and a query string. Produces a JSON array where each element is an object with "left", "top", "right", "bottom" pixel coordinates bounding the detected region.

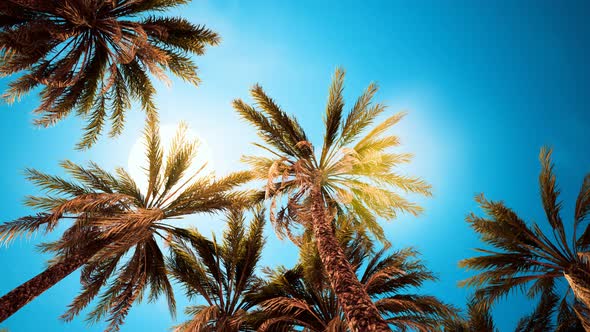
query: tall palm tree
[
  {"left": 167, "top": 208, "right": 265, "bottom": 332},
  {"left": 460, "top": 147, "right": 590, "bottom": 330},
  {"left": 247, "top": 224, "right": 454, "bottom": 331},
  {"left": 233, "top": 68, "right": 431, "bottom": 331},
  {"left": 0, "top": 0, "right": 219, "bottom": 149},
  {"left": 0, "top": 121, "right": 251, "bottom": 330}
]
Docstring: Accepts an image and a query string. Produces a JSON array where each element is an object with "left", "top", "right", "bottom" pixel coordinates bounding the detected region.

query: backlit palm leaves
[
  {"left": 249, "top": 227, "right": 455, "bottom": 331},
  {"left": 235, "top": 68, "right": 430, "bottom": 244},
  {"left": 0, "top": 121, "right": 251, "bottom": 330},
  {"left": 460, "top": 147, "right": 590, "bottom": 329},
  {"left": 234, "top": 68, "right": 431, "bottom": 331},
  {"left": 0, "top": 0, "right": 219, "bottom": 148},
  {"left": 167, "top": 208, "right": 265, "bottom": 332}
]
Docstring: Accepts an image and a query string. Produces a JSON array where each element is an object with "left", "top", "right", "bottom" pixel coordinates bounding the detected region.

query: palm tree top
[
  {"left": 167, "top": 207, "right": 266, "bottom": 332},
  {"left": 0, "top": 121, "right": 251, "bottom": 331},
  {"left": 233, "top": 68, "right": 432, "bottom": 243},
  {"left": 0, "top": 0, "right": 219, "bottom": 149},
  {"left": 460, "top": 147, "right": 590, "bottom": 329}
]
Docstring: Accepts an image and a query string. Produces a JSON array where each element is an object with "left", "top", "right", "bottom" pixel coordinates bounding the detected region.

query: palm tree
[
  {"left": 233, "top": 68, "right": 431, "bottom": 331},
  {"left": 248, "top": 224, "right": 454, "bottom": 331},
  {"left": 0, "top": 121, "right": 251, "bottom": 330},
  {"left": 0, "top": 0, "right": 219, "bottom": 149},
  {"left": 460, "top": 147, "right": 590, "bottom": 330},
  {"left": 167, "top": 208, "right": 265, "bottom": 332}
]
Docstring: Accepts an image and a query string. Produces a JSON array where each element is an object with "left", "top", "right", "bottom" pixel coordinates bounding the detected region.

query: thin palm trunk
[
  {"left": 309, "top": 187, "right": 391, "bottom": 332},
  {"left": 0, "top": 250, "right": 95, "bottom": 322}
]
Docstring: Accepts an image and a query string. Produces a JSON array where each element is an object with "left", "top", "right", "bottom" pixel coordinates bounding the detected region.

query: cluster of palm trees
[{"left": 0, "top": 1, "right": 588, "bottom": 331}]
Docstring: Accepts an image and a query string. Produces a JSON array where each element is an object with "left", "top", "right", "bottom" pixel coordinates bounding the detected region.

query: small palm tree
[
  {"left": 233, "top": 68, "right": 431, "bottom": 331},
  {"left": 0, "top": 0, "right": 219, "bottom": 149},
  {"left": 248, "top": 224, "right": 455, "bottom": 331},
  {"left": 0, "top": 121, "right": 251, "bottom": 330},
  {"left": 460, "top": 147, "right": 590, "bottom": 330},
  {"left": 167, "top": 208, "right": 265, "bottom": 332}
]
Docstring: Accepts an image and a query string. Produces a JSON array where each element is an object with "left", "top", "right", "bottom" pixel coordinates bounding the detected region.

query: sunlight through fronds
[
  {"left": 0, "top": 121, "right": 250, "bottom": 331},
  {"left": 234, "top": 68, "right": 431, "bottom": 244}
]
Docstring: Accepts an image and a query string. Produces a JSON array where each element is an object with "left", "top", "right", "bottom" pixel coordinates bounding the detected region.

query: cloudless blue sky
[{"left": 1, "top": 0, "right": 590, "bottom": 330}]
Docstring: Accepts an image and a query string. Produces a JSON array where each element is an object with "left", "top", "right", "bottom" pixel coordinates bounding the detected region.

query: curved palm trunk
[
  {"left": 0, "top": 251, "right": 94, "bottom": 322},
  {"left": 309, "top": 188, "right": 391, "bottom": 332},
  {"left": 564, "top": 265, "right": 590, "bottom": 331}
]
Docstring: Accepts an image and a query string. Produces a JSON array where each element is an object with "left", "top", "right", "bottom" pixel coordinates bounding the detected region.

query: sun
[{"left": 127, "top": 123, "right": 214, "bottom": 195}]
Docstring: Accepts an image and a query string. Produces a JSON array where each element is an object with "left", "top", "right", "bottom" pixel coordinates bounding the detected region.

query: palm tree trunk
[
  {"left": 0, "top": 251, "right": 93, "bottom": 322},
  {"left": 564, "top": 265, "right": 590, "bottom": 331},
  {"left": 309, "top": 187, "right": 391, "bottom": 332}
]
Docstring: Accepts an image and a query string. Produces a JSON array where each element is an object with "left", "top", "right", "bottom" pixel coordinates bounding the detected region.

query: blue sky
[{"left": 1, "top": 0, "right": 590, "bottom": 330}]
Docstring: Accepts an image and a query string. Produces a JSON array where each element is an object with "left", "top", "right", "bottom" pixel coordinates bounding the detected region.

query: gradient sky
[{"left": 1, "top": 0, "right": 590, "bottom": 331}]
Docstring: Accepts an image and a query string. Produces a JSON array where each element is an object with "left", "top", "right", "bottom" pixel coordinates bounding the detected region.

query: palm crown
[
  {"left": 0, "top": 121, "right": 251, "bottom": 330},
  {"left": 167, "top": 208, "right": 265, "bottom": 332},
  {"left": 0, "top": 0, "right": 219, "bottom": 148},
  {"left": 234, "top": 67, "right": 431, "bottom": 244},
  {"left": 460, "top": 147, "right": 590, "bottom": 329}
]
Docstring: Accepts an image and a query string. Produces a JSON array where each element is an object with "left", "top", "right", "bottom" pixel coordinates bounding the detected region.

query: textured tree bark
[
  {"left": 309, "top": 187, "right": 391, "bottom": 332},
  {"left": 0, "top": 251, "right": 93, "bottom": 322},
  {"left": 565, "top": 264, "right": 590, "bottom": 331}
]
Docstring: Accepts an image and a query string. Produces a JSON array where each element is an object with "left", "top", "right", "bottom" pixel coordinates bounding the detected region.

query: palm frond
[
  {"left": 0, "top": 118, "right": 252, "bottom": 328},
  {"left": 250, "top": 231, "right": 456, "bottom": 331},
  {"left": 0, "top": 0, "right": 218, "bottom": 147},
  {"left": 168, "top": 208, "right": 266, "bottom": 330},
  {"left": 320, "top": 67, "right": 345, "bottom": 166},
  {"left": 461, "top": 147, "right": 590, "bottom": 331}
]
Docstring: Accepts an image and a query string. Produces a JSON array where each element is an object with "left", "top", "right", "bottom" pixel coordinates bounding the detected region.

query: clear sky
[{"left": 1, "top": 0, "right": 590, "bottom": 331}]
